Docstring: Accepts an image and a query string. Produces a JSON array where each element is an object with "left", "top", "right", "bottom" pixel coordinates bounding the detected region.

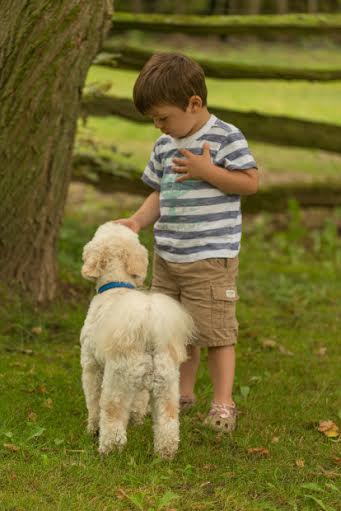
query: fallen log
[
  {"left": 96, "top": 44, "right": 341, "bottom": 82},
  {"left": 72, "top": 151, "right": 341, "bottom": 212},
  {"left": 111, "top": 12, "right": 341, "bottom": 37},
  {"left": 81, "top": 95, "right": 341, "bottom": 154}
]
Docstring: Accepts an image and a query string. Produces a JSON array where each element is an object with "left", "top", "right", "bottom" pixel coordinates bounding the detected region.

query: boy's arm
[
  {"left": 200, "top": 164, "right": 258, "bottom": 196},
  {"left": 114, "top": 190, "right": 160, "bottom": 233},
  {"left": 172, "top": 143, "right": 258, "bottom": 196}
]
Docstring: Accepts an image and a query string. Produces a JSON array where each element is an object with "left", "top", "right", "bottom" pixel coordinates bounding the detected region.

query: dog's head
[{"left": 81, "top": 222, "right": 148, "bottom": 287}]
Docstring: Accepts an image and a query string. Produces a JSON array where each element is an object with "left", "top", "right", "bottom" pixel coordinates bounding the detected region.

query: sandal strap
[
  {"left": 208, "top": 402, "right": 236, "bottom": 419},
  {"left": 180, "top": 395, "right": 196, "bottom": 405}
]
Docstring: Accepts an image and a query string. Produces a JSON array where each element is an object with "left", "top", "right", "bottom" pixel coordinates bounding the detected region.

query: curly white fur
[{"left": 80, "top": 222, "right": 195, "bottom": 458}]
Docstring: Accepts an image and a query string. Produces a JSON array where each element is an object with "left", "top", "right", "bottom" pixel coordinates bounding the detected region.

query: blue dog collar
[{"left": 97, "top": 282, "right": 135, "bottom": 294}]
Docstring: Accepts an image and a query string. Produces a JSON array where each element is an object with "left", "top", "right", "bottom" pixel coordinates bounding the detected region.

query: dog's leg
[
  {"left": 130, "top": 389, "right": 150, "bottom": 424},
  {"left": 81, "top": 350, "right": 103, "bottom": 436},
  {"left": 130, "top": 353, "right": 153, "bottom": 424},
  {"left": 98, "top": 354, "right": 149, "bottom": 454},
  {"left": 151, "top": 351, "right": 180, "bottom": 459}
]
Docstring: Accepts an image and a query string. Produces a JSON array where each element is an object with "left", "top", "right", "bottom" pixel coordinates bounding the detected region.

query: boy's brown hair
[{"left": 133, "top": 53, "right": 207, "bottom": 114}]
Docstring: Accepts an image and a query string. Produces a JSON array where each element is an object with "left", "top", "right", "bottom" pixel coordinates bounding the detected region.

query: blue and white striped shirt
[{"left": 142, "top": 115, "right": 257, "bottom": 262}]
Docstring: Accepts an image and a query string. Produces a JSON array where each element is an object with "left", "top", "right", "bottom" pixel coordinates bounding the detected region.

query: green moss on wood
[
  {"left": 112, "top": 12, "right": 341, "bottom": 36},
  {"left": 81, "top": 95, "right": 341, "bottom": 154},
  {"left": 99, "top": 44, "right": 341, "bottom": 82}
]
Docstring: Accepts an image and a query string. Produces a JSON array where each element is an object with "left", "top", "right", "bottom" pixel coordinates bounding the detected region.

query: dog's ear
[
  {"left": 122, "top": 240, "right": 148, "bottom": 283},
  {"left": 81, "top": 242, "right": 109, "bottom": 280}
]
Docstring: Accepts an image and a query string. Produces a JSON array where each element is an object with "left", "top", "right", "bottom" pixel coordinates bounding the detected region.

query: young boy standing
[{"left": 116, "top": 53, "right": 258, "bottom": 432}]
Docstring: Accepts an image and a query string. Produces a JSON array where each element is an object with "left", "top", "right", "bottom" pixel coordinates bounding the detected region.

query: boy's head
[{"left": 133, "top": 53, "right": 208, "bottom": 138}]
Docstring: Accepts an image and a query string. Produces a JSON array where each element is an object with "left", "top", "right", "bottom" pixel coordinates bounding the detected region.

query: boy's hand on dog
[
  {"left": 172, "top": 143, "right": 212, "bottom": 182},
  {"left": 113, "top": 218, "right": 140, "bottom": 233}
]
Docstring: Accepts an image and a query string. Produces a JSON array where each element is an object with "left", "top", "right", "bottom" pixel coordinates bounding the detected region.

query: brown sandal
[
  {"left": 204, "top": 403, "right": 237, "bottom": 432},
  {"left": 180, "top": 395, "right": 196, "bottom": 413}
]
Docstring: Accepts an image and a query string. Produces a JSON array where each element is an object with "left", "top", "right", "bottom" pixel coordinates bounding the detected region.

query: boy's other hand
[
  {"left": 113, "top": 218, "right": 140, "bottom": 233},
  {"left": 172, "top": 143, "right": 212, "bottom": 182}
]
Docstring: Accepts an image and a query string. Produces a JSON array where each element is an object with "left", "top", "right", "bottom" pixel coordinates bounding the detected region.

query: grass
[
  {"left": 78, "top": 115, "right": 341, "bottom": 185},
  {"left": 111, "top": 32, "right": 341, "bottom": 70},
  {"left": 86, "top": 66, "right": 341, "bottom": 126},
  {"left": 0, "top": 188, "right": 340, "bottom": 510}
]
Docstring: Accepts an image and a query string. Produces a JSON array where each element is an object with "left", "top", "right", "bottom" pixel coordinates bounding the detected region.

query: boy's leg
[
  {"left": 179, "top": 344, "right": 200, "bottom": 399},
  {"left": 207, "top": 345, "right": 235, "bottom": 406}
]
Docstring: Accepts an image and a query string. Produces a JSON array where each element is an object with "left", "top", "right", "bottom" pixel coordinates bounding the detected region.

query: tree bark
[
  {"left": 132, "top": 0, "right": 143, "bottom": 13},
  {"left": 0, "top": 0, "right": 112, "bottom": 302},
  {"left": 245, "top": 0, "right": 263, "bottom": 14},
  {"left": 277, "top": 0, "right": 289, "bottom": 13},
  {"left": 307, "top": 0, "right": 319, "bottom": 12}
]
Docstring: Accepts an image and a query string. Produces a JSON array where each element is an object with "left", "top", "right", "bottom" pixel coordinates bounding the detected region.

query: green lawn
[
  {"left": 78, "top": 115, "right": 341, "bottom": 185},
  {"left": 81, "top": 58, "right": 341, "bottom": 189},
  {"left": 86, "top": 66, "right": 341, "bottom": 126},
  {"left": 0, "top": 190, "right": 340, "bottom": 510},
  {"left": 111, "top": 32, "right": 341, "bottom": 70}
]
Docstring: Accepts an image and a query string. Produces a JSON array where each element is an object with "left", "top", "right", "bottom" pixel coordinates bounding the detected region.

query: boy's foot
[
  {"left": 180, "top": 395, "right": 196, "bottom": 413},
  {"left": 204, "top": 402, "right": 237, "bottom": 432}
]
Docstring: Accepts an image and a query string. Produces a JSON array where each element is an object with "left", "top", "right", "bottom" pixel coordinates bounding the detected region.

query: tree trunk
[
  {"left": 0, "top": 0, "right": 112, "bottom": 302},
  {"left": 307, "top": 0, "right": 319, "bottom": 12},
  {"left": 245, "top": 0, "right": 263, "bottom": 14},
  {"left": 132, "top": 0, "right": 143, "bottom": 13},
  {"left": 277, "top": 0, "right": 289, "bottom": 13}
]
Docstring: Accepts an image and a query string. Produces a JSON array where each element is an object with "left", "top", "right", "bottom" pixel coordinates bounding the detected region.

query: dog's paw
[
  {"left": 154, "top": 445, "right": 178, "bottom": 460},
  {"left": 87, "top": 422, "right": 99, "bottom": 437},
  {"left": 98, "top": 429, "right": 127, "bottom": 454}
]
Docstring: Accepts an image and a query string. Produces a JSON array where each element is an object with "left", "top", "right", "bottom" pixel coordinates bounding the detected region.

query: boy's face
[{"left": 147, "top": 99, "right": 201, "bottom": 139}]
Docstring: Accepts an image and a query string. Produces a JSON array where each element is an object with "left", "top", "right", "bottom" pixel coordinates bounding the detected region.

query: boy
[{"left": 116, "top": 53, "right": 258, "bottom": 432}]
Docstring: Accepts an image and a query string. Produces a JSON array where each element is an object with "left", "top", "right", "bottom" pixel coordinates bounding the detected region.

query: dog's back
[{"left": 82, "top": 290, "right": 194, "bottom": 365}]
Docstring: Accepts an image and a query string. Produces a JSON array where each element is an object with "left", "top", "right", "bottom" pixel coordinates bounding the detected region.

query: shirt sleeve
[
  {"left": 141, "top": 142, "right": 163, "bottom": 191},
  {"left": 215, "top": 129, "right": 257, "bottom": 171}
]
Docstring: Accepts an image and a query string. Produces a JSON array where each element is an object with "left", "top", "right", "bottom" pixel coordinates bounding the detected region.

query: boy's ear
[{"left": 188, "top": 95, "right": 202, "bottom": 112}]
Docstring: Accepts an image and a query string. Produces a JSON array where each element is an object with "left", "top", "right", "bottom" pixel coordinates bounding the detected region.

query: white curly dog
[{"left": 80, "top": 222, "right": 195, "bottom": 458}]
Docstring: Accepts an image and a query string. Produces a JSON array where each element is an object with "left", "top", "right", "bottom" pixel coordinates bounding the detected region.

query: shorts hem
[{"left": 192, "top": 337, "right": 237, "bottom": 348}]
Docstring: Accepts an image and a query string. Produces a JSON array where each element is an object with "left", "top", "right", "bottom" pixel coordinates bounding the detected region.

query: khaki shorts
[{"left": 151, "top": 254, "right": 239, "bottom": 348}]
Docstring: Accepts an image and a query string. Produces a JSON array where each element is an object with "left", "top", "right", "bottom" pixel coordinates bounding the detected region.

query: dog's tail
[{"left": 148, "top": 293, "right": 196, "bottom": 364}]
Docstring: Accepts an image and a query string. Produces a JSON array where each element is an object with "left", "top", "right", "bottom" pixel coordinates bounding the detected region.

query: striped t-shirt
[{"left": 142, "top": 114, "right": 257, "bottom": 263}]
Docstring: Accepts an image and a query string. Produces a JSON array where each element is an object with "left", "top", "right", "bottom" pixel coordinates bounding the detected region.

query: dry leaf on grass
[
  {"left": 295, "top": 459, "right": 305, "bottom": 468},
  {"left": 261, "top": 339, "right": 293, "bottom": 355},
  {"left": 261, "top": 339, "right": 277, "bottom": 349},
  {"left": 314, "top": 346, "right": 327, "bottom": 357},
  {"left": 271, "top": 436, "right": 280, "bottom": 443},
  {"left": 3, "top": 443, "right": 19, "bottom": 452},
  {"left": 37, "top": 384, "right": 47, "bottom": 394},
  {"left": 318, "top": 420, "right": 339, "bottom": 438},
  {"left": 27, "top": 411, "right": 37, "bottom": 422},
  {"left": 247, "top": 447, "right": 269, "bottom": 456},
  {"left": 278, "top": 345, "right": 294, "bottom": 356},
  {"left": 31, "top": 326, "right": 43, "bottom": 335},
  {"left": 43, "top": 398, "right": 53, "bottom": 409}
]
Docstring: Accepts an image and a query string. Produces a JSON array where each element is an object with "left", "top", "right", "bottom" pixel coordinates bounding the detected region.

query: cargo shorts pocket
[{"left": 211, "top": 286, "right": 239, "bottom": 330}]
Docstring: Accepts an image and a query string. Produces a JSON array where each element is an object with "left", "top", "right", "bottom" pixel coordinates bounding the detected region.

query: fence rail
[
  {"left": 97, "top": 43, "right": 341, "bottom": 82},
  {"left": 78, "top": 12, "right": 341, "bottom": 206},
  {"left": 82, "top": 94, "right": 341, "bottom": 154},
  {"left": 112, "top": 12, "right": 341, "bottom": 36}
]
